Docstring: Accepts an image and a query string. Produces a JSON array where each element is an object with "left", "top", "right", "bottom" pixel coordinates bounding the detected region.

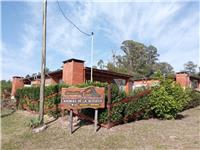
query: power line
[{"left": 56, "top": 0, "right": 93, "bottom": 36}]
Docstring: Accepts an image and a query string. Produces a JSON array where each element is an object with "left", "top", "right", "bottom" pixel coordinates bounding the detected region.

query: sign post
[
  {"left": 61, "top": 87, "right": 105, "bottom": 134},
  {"left": 69, "top": 109, "right": 73, "bottom": 134},
  {"left": 107, "top": 84, "right": 111, "bottom": 129},
  {"left": 94, "top": 109, "right": 98, "bottom": 132}
]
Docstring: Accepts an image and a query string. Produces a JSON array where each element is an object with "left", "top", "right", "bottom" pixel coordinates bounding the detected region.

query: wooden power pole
[{"left": 39, "top": 0, "right": 47, "bottom": 124}]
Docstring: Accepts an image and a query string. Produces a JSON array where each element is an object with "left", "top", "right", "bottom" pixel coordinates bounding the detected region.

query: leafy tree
[
  {"left": 184, "top": 61, "right": 197, "bottom": 75},
  {"left": 45, "top": 67, "right": 50, "bottom": 73},
  {"left": 32, "top": 73, "right": 37, "bottom": 77},
  {"left": 0, "top": 80, "right": 12, "bottom": 98},
  {"left": 97, "top": 59, "right": 105, "bottom": 69},
  {"left": 106, "top": 40, "right": 173, "bottom": 79},
  {"left": 25, "top": 74, "right": 30, "bottom": 78},
  {"left": 153, "top": 62, "right": 174, "bottom": 76}
]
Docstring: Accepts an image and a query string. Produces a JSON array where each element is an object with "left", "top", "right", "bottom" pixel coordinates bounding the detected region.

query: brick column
[
  {"left": 176, "top": 72, "right": 190, "bottom": 88},
  {"left": 62, "top": 59, "right": 85, "bottom": 85},
  {"left": 11, "top": 76, "right": 24, "bottom": 97},
  {"left": 125, "top": 79, "right": 132, "bottom": 94}
]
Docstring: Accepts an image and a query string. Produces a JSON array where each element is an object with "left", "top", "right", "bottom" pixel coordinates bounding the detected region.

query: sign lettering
[{"left": 61, "top": 87, "right": 105, "bottom": 109}]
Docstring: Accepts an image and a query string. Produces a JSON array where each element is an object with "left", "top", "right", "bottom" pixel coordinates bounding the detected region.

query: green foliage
[
  {"left": 16, "top": 84, "right": 68, "bottom": 117},
  {"left": 99, "top": 85, "right": 150, "bottom": 123},
  {"left": 76, "top": 81, "right": 107, "bottom": 88},
  {"left": 184, "top": 61, "right": 197, "bottom": 75},
  {"left": 16, "top": 82, "right": 106, "bottom": 117},
  {"left": 184, "top": 89, "right": 200, "bottom": 109},
  {"left": 124, "top": 96, "right": 150, "bottom": 117},
  {"left": 0, "top": 80, "right": 12, "bottom": 98},
  {"left": 29, "top": 117, "right": 40, "bottom": 128},
  {"left": 106, "top": 40, "right": 174, "bottom": 79},
  {"left": 148, "top": 78, "right": 189, "bottom": 119}
]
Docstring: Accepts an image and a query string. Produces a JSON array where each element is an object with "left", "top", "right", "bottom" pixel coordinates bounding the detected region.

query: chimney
[
  {"left": 11, "top": 76, "right": 24, "bottom": 97},
  {"left": 62, "top": 58, "right": 85, "bottom": 85},
  {"left": 176, "top": 72, "right": 190, "bottom": 88}
]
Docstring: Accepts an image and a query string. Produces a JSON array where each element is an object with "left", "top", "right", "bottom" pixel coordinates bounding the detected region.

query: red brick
[
  {"left": 62, "top": 59, "right": 84, "bottom": 85},
  {"left": 11, "top": 76, "right": 24, "bottom": 96}
]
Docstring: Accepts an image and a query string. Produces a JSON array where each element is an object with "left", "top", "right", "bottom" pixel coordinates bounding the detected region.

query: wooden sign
[{"left": 61, "top": 87, "right": 105, "bottom": 109}]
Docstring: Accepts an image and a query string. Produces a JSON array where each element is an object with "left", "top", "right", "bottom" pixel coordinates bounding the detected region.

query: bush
[
  {"left": 16, "top": 84, "right": 70, "bottom": 117},
  {"left": 0, "top": 80, "right": 12, "bottom": 99},
  {"left": 16, "top": 82, "right": 107, "bottom": 117},
  {"left": 29, "top": 117, "right": 40, "bottom": 128},
  {"left": 148, "top": 79, "right": 189, "bottom": 119},
  {"left": 98, "top": 85, "right": 150, "bottom": 123},
  {"left": 184, "top": 89, "right": 200, "bottom": 109}
]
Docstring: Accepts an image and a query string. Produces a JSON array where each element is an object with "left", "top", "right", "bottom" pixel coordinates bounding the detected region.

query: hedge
[
  {"left": 16, "top": 79, "right": 198, "bottom": 123},
  {"left": 98, "top": 84, "right": 150, "bottom": 123},
  {"left": 15, "top": 81, "right": 107, "bottom": 117},
  {"left": 184, "top": 89, "right": 200, "bottom": 110},
  {"left": 16, "top": 84, "right": 69, "bottom": 116}
]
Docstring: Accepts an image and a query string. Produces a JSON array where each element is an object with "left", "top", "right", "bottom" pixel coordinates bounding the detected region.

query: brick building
[
  {"left": 133, "top": 72, "right": 200, "bottom": 91},
  {"left": 11, "top": 58, "right": 133, "bottom": 97},
  {"left": 11, "top": 59, "right": 200, "bottom": 98}
]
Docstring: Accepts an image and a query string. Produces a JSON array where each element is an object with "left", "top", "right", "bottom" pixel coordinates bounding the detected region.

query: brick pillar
[
  {"left": 11, "top": 76, "right": 24, "bottom": 97},
  {"left": 176, "top": 72, "right": 190, "bottom": 88},
  {"left": 62, "top": 59, "right": 85, "bottom": 85},
  {"left": 125, "top": 79, "right": 132, "bottom": 94}
]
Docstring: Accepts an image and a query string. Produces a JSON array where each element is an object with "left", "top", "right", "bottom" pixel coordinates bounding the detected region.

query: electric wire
[{"left": 56, "top": 0, "right": 93, "bottom": 36}]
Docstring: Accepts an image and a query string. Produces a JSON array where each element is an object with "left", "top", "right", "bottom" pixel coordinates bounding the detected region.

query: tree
[
  {"left": 97, "top": 59, "right": 105, "bottom": 69},
  {"left": 184, "top": 61, "right": 197, "bottom": 75},
  {"left": 25, "top": 74, "right": 30, "bottom": 78},
  {"left": 106, "top": 40, "right": 164, "bottom": 79},
  {"left": 45, "top": 67, "right": 50, "bottom": 73},
  {"left": 153, "top": 62, "right": 174, "bottom": 76}
]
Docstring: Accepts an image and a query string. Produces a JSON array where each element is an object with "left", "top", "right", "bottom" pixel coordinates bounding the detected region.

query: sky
[{"left": 1, "top": 0, "right": 199, "bottom": 80}]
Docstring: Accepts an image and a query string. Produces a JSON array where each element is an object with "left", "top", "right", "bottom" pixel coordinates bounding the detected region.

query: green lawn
[{"left": 1, "top": 107, "right": 200, "bottom": 150}]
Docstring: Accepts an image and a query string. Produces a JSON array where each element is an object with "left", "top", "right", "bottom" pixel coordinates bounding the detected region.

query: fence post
[{"left": 107, "top": 84, "right": 111, "bottom": 129}]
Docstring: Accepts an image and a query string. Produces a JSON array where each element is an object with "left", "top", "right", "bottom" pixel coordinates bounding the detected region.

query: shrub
[
  {"left": 16, "top": 82, "right": 107, "bottom": 118},
  {"left": 184, "top": 89, "right": 200, "bottom": 109},
  {"left": 29, "top": 117, "right": 40, "bottom": 128},
  {"left": 16, "top": 84, "right": 68, "bottom": 117},
  {"left": 0, "top": 80, "right": 12, "bottom": 99},
  {"left": 98, "top": 84, "right": 126, "bottom": 123},
  {"left": 76, "top": 81, "right": 107, "bottom": 88},
  {"left": 98, "top": 85, "right": 150, "bottom": 123},
  {"left": 148, "top": 79, "right": 189, "bottom": 119}
]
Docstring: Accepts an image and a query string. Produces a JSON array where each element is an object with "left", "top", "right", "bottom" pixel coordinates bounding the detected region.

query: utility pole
[{"left": 39, "top": 0, "right": 47, "bottom": 124}]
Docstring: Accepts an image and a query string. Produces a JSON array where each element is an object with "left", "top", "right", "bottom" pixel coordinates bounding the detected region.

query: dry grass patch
[{"left": 1, "top": 107, "right": 200, "bottom": 150}]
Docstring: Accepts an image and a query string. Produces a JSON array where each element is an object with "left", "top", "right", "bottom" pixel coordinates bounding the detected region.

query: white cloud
[
  {"left": 1, "top": 1, "right": 199, "bottom": 80},
  {"left": 93, "top": 1, "right": 199, "bottom": 71}
]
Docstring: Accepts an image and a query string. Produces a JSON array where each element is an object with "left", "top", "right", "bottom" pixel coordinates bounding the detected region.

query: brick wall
[
  {"left": 125, "top": 80, "right": 133, "bottom": 94},
  {"left": 133, "top": 79, "right": 159, "bottom": 87},
  {"left": 175, "top": 73, "right": 190, "bottom": 88},
  {"left": 11, "top": 76, "right": 24, "bottom": 96},
  {"left": 62, "top": 59, "right": 85, "bottom": 85}
]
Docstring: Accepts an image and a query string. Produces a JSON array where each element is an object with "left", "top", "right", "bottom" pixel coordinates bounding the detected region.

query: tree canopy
[
  {"left": 107, "top": 40, "right": 174, "bottom": 79},
  {"left": 184, "top": 61, "right": 198, "bottom": 75}
]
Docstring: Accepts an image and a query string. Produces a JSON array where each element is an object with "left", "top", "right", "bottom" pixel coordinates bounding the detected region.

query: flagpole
[{"left": 91, "top": 32, "right": 94, "bottom": 82}]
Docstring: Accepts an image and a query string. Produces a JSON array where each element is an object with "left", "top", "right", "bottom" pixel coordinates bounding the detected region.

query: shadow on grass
[
  {"left": 72, "top": 119, "right": 101, "bottom": 134},
  {"left": 45, "top": 117, "right": 59, "bottom": 125},
  {"left": 175, "top": 114, "right": 188, "bottom": 120},
  {"left": 1, "top": 109, "right": 16, "bottom": 118}
]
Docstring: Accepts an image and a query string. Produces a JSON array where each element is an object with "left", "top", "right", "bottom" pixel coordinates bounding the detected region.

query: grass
[{"left": 1, "top": 107, "right": 200, "bottom": 150}]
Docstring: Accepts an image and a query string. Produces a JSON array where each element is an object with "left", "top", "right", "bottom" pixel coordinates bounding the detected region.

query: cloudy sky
[{"left": 1, "top": 0, "right": 199, "bottom": 80}]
